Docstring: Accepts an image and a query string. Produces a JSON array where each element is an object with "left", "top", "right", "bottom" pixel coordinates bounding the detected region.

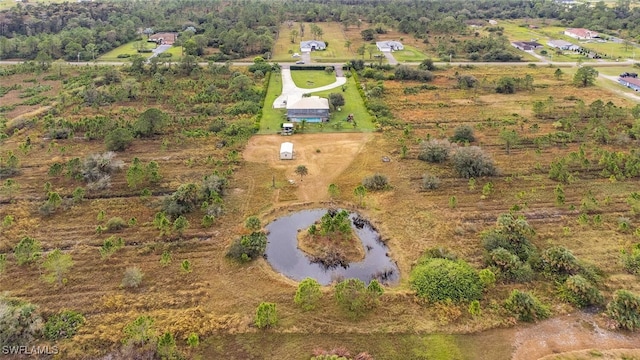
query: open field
[
  {"left": 392, "top": 45, "right": 429, "bottom": 62},
  {"left": 99, "top": 40, "right": 157, "bottom": 61},
  {"left": 2, "top": 58, "right": 640, "bottom": 359},
  {"left": 291, "top": 70, "right": 337, "bottom": 89}
]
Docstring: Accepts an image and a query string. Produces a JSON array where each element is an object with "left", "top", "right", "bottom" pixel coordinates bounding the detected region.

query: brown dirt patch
[{"left": 242, "top": 132, "right": 373, "bottom": 205}]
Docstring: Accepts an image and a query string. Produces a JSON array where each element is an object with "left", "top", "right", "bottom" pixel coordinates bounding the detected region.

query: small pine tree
[
  {"left": 294, "top": 277, "right": 322, "bottom": 311},
  {"left": 255, "top": 302, "right": 278, "bottom": 329}
]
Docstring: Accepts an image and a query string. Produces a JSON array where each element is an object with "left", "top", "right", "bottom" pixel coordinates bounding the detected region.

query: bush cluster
[
  {"left": 504, "top": 290, "right": 550, "bottom": 322},
  {"left": 410, "top": 257, "right": 482, "bottom": 303},
  {"left": 362, "top": 173, "right": 389, "bottom": 191},
  {"left": 334, "top": 278, "right": 383, "bottom": 318},
  {"left": 606, "top": 290, "right": 640, "bottom": 331},
  {"left": 418, "top": 139, "right": 452, "bottom": 163},
  {"left": 226, "top": 231, "right": 267, "bottom": 262},
  {"left": 452, "top": 146, "right": 497, "bottom": 178}
]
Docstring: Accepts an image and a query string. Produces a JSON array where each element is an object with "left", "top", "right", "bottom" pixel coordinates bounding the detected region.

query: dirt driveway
[{"left": 243, "top": 133, "right": 373, "bottom": 204}]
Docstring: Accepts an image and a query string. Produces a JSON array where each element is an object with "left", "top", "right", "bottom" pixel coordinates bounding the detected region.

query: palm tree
[{"left": 295, "top": 165, "right": 308, "bottom": 182}]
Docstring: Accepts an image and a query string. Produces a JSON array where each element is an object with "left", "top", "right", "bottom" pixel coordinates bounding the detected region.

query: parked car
[
  {"left": 620, "top": 72, "right": 638, "bottom": 78},
  {"left": 295, "top": 60, "right": 305, "bottom": 64}
]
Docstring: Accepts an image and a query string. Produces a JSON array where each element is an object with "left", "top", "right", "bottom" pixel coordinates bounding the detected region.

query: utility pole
[{"left": 77, "top": 52, "right": 80, "bottom": 63}]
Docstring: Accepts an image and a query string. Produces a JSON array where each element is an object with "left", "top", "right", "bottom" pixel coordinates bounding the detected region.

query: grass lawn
[
  {"left": 291, "top": 70, "right": 337, "bottom": 89},
  {"left": 259, "top": 72, "right": 374, "bottom": 133},
  {"left": 309, "top": 76, "right": 374, "bottom": 132},
  {"left": 392, "top": 45, "right": 428, "bottom": 62},
  {"left": 259, "top": 72, "right": 285, "bottom": 133},
  {"left": 99, "top": 40, "right": 157, "bottom": 61}
]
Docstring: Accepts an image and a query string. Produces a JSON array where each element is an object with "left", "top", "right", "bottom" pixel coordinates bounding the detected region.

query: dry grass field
[{"left": 1, "top": 60, "right": 640, "bottom": 359}]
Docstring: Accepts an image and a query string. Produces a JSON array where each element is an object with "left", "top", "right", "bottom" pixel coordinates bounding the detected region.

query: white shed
[{"left": 280, "top": 142, "right": 293, "bottom": 160}]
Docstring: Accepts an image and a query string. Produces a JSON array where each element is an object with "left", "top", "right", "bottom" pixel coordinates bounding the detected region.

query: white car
[{"left": 292, "top": 53, "right": 300, "bottom": 57}]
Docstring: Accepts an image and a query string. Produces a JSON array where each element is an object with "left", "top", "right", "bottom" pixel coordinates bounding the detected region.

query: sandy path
[{"left": 243, "top": 133, "right": 372, "bottom": 204}]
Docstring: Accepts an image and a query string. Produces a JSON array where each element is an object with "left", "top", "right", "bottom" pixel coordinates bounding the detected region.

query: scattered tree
[
  {"left": 451, "top": 146, "right": 497, "bottom": 178},
  {"left": 573, "top": 66, "right": 598, "bottom": 87},
  {"left": 255, "top": 302, "right": 277, "bottom": 329},
  {"left": 42, "top": 249, "right": 73, "bottom": 286},
  {"left": 294, "top": 278, "right": 322, "bottom": 311},
  {"left": 44, "top": 310, "right": 85, "bottom": 341},
  {"left": 295, "top": 165, "right": 308, "bottom": 181},
  {"left": 14, "top": 236, "right": 41, "bottom": 265}
]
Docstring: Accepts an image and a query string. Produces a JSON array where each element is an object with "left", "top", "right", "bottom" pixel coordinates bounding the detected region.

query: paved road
[
  {"left": 147, "top": 44, "right": 172, "bottom": 61},
  {"left": 382, "top": 52, "right": 398, "bottom": 65}
]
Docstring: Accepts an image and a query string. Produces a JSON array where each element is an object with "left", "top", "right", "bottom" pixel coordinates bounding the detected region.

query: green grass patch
[
  {"left": 259, "top": 72, "right": 285, "bottom": 133},
  {"left": 162, "top": 46, "right": 183, "bottom": 60},
  {"left": 309, "top": 76, "right": 374, "bottom": 132},
  {"left": 290, "top": 70, "right": 337, "bottom": 89},
  {"left": 391, "top": 46, "right": 428, "bottom": 62},
  {"left": 98, "top": 40, "right": 157, "bottom": 61}
]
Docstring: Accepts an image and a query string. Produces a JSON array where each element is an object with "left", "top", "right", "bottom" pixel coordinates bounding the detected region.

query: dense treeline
[{"left": 1, "top": 0, "right": 640, "bottom": 60}]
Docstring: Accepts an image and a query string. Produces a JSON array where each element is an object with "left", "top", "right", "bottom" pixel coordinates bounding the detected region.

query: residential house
[
  {"left": 376, "top": 41, "right": 404, "bottom": 52},
  {"left": 547, "top": 40, "right": 580, "bottom": 51},
  {"left": 564, "top": 28, "right": 598, "bottom": 40},
  {"left": 511, "top": 41, "right": 543, "bottom": 51},
  {"left": 488, "top": 20, "right": 498, "bottom": 25},
  {"left": 300, "top": 40, "right": 326, "bottom": 52},
  {"left": 286, "top": 96, "right": 330, "bottom": 123},
  {"left": 618, "top": 76, "right": 640, "bottom": 91},
  {"left": 149, "top": 32, "right": 177, "bottom": 45}
]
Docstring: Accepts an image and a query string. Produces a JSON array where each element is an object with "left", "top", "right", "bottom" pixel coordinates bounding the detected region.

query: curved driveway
[{"left": 273, "top": 68, "right": 346, "bottom": 108}]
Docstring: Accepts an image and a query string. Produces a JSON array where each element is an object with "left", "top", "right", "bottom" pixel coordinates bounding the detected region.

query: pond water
[{"left": 264, "top": 209, "right": 399, "bottom": 285}]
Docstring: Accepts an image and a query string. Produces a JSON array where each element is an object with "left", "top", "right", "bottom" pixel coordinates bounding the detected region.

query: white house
[
  {"left": 376, "top": 41, "right": 404, "bottom": 52},
  {"left": 564, "top": 28, "right": 598, "bottom": 40},
  {"left": 280, "top": 142, "right": 294, "bottom": 160},
  {"left": 547, "top": 40, "right": 580, "bottom": 51},
  {"left": 300, "top": 40, "right": 326, "bottom": 52}
]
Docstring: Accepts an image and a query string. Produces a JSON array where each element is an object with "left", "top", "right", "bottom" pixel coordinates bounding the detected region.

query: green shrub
[
  {"left": 226, "top": 231, "right": 267, "bottom": 262},
  {"left": 621, "top": 243, "right": 640, "bottom": 275},
  {"left": 99, "top": 236, "right": 124, "bottom": 259},
  {"left": 14, "top": 236, "right": 41, "bottom": 265},
  {"left": 409, "top": 258, "right": 482, "bottom": 303},
  {"left": 481, "top": 213, "right": 536, "bottom": 261},
  {"left": 561, "top": 275, "right": 604, "bottom": 308},
  {"left": 104, "top": 127, "right": 133, "bottom": 152},
  {"left": 540, "top": 246, "right": 581, "bottom": 277},
  {"left": 121, "top": 267, "right": 143, "bottom": 289},
  {"left": 504, "top": 290, "right": 550, "bottom": 322},
  {"left": 418, "top": 139, "right": 452, "bottom": 163},
  {"left": 122, "top": 315, "right": 156, "bottom": 346},
  {"left": 0, "top": 295, "right": 43, "bottom": 346},
  {"left": 334, "top": 278, "right": 383, "bottom": 318},
  {"left": 255, "top": 302, "right": 277, "bottom": 329},
  {"left": 488, "top": 247, "right": 534, "bottom": 283},
  {"left": 294, "top": 278, "right": 322, "bottom": 311},
  {"left": 478, "top": 268, "right": 496, "bottom": 288},
  {"left": 606, "top": 290, "right": 640, "bottom": 331},
  {"left": 44, "top": 310, "right": 85, "bottom": 340},
  {"left": 421, "top": 173, "right": 440, "bottom": 190},
  {"left": 156, "top": 332, "right": 178, "bottom": 359},
  {"left": 452, "top": 146, "right": 497, "bottom": 178},
  {"left": 451, "top": 125, "right": 475, "bottom": 143},
  {"left": 362, "top": 173, "right": 389, "bottom": 191},
  {"left": 105, "top": 217, "right": 127, "bottom": 232}
]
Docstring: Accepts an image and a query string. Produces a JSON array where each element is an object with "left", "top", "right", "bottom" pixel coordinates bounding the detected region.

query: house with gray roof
[
  {"left": 376, "top": 41, "right": 404, "bottom": 52},
  {"left": 547, "top": 40, "right": 580, "bottom": 51},
  {"left": 300, "top": 40, "right": 326, "bottom": 52},
  {"left": 286, "top": 96, "right": 330, "bottom": 122}
]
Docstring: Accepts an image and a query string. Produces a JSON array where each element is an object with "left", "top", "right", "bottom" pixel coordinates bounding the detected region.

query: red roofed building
[{"left": 564, "top": 28, "right": 598, "bottom": 40}]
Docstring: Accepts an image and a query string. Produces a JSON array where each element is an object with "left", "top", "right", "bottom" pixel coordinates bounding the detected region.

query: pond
[{"left": 264, "top": 209, "right": 399, "bottom": 285}]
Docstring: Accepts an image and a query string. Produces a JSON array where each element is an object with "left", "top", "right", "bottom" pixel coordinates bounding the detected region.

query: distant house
[
  {"left": 300, "top": 40, "right": 326, "bottom": 52},
  {"left": 149, "top": 32, "right": 178, "bottom": 45},
  {"left": 564, "top": 28, "right": 598, "bottom": 40},
  {"left": 286, "top": 96, "right": 330, "bottom": 123},
  {"left": 547, "top": 40, "right": 580, "bottom": 51},
  {"left": 376, "top": 41, "right": 404, "bottom": 52},
  {"left": 618, "top": 76, "right": 640, "bottom": 91},
  {"left": 511, "top": 41, "right": 543, "bottom": 51},
  {"left": 488, "top": 20, "right": 498, "bottom": 25},
  {"left": 280, "top": 142, "right": 294, "bottom": 160}
]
